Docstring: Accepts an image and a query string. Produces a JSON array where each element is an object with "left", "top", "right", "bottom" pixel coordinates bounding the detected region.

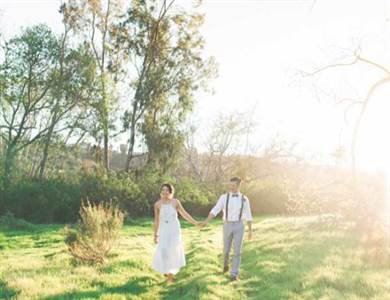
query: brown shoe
[
  {"left": 230, "top": 275, "right": 239, "bottom": 281},
  {"left": 223, "top": 265, "right": 229, "bottom": 273}
]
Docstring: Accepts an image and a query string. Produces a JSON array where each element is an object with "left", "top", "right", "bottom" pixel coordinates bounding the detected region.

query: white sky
[{"left": 1, "top": 0, "right": 390, "bottom": 173}]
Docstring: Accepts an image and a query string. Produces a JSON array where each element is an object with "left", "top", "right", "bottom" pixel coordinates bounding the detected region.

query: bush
[
  {"left": 1, "top": 171, "right": 220, "bottom": 222},
  {"left": 358, "top": 219, "right": 390, "bottom": 267},
  {"left": 64, "top": 199, "right": 125, "bottom": 264},
  {"left": 135, "top": 167, "right": 175, "bottom": 211},
  {"left": 79, "top": 171, "right": 145, "bottom": 217},
  {"left": 0, "top": 211, "right": 35, "bottom": 231},
  {"left": 3, "top": 172, "right": 145, "bottom": 223},
  {"left": 245, "top": 180, "right": 289, "bottom": 215},
  {"left": 175, "top": 178, "right": 216, "bottom": 216},
  {"left": 4, "top": 177, "right": 81, "bottom": 223}
]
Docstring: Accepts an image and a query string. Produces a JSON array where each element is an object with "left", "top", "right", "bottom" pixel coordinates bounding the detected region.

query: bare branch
[
  {"left": 351, "top": 76, "right": 390, "bottom": 176},
  {"left": 301, "top": 56, "right": 359, "bottom": 77}
]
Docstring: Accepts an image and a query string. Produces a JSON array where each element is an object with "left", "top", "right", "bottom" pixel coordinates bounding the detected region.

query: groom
[{"left": 202, "top": 177, "right": 253, "bottom": 281}]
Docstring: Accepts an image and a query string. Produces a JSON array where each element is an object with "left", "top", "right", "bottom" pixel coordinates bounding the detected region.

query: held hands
[
  {"left": 199, "top": 221, "right": 208, "bottom": 228},
  {"left": 247, "top": 230, "right": 252, "bottom": 240},
  {"left": 194, "top": 220, "right": 207, "bottom": 229},
  {"left": 194, "top": 221, "right": 204, "bottom": 229}
]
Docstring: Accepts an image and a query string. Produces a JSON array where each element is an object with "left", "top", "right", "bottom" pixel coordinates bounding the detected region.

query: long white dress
[{"left": 152, "top": 200, "right": 186, "bottom": 275}]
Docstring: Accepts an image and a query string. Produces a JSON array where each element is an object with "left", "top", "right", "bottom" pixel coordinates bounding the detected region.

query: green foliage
[
  {"left": 174, "top": 177, "right": 216, "bottom": 215},
  {"left": 61, "top": 0, "right": 128, "bottom": 170},
  {"left": 64, "top": 199, "right": 125, "bottom": 264},
  {"left": 127, "top": 165, "right": 177, "bottom": 211},
  {"left": 2, "top": 171, "right": 218, "bottom": 223},
  {"left": 0, "top": 24, "right": 60, "bottom": 187},
  {"left": 4, "top": 176, "right": 81, "bottom": 223},
  {"left": 0, "top": 279, "right": 20, "bottom": 300},
  {"left": 118, "top": 0, "right": 217, "bottom": 173},
  {"left": 0, "top": 24, "right": 99, "bottom": 187},
  {"left": 79, "top": 171, "right": 145, "bottom": 217},
  {"left": 245, "top": 181, "right": 289, "bottom": 215},
  {"left": 0, "top": 211, "right": 35, "bottom": 231}
]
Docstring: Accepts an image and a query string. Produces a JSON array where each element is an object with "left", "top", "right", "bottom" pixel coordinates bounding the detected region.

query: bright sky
[{"left": 1, "top": 0, "right": 390, "bottom": 173}]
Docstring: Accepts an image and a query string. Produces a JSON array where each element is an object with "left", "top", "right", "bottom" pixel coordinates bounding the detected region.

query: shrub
[
  {"left": 175, "top": 178, "right": 216, "bottom": 215},
  {"left": 79, "top": 171, "right": 145, "bottom": 217},
  {"left": 359, "top": 220, "right": 390, "bottom": 267},
  {"left": 64, "top": 199, "right": 125, "bottom": 264},
  {"left": 128, "top": 167, "right": 180, "bottom": 217},
  {"left": 3, "top": 172, "right": 144, "bottom": 223},
  {"left": 0, "top": 211, "right": 35, "bottom": 231},
  {"left": 4, "top": 177, "right": 81, "bottom": 223},
  {"left": 245, "top": 180, "right": 289, "bottom": 215}
]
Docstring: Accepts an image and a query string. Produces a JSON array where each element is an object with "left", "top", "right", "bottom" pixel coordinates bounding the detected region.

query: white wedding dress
[{"left": 152, "top": 200, "right": 186, "bottom": 275}]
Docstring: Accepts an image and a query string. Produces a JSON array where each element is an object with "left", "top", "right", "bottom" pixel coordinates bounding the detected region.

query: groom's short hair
[{"left": 230, "top": 177, "right": 242, "bottom": 185}]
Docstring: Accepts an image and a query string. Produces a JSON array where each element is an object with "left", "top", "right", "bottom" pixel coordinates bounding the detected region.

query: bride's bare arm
[
  {"left": 176, "top": 199, "right": 199, "bottom": 226},
  {"left": 153, "top": 202, "right": 160, "bottom": 243}
]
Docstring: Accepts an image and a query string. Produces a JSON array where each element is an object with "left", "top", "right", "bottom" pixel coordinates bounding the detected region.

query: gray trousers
[{"left": 223, "top": 221, "right": 245, "bottom": 276}]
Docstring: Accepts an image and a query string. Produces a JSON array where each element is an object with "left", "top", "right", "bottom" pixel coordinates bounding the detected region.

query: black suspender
[
  {"left": 225, "top": 193, "right": 230, "bottom": 220},
  {"left": 239, "top": 194, "right": 245, "bottom": 221},
  {"left": 225, "top": 193, "right": 246, "bottom": 221}
]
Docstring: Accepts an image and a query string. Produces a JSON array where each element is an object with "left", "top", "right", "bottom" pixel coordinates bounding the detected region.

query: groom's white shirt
[{"left": 210, "top": 192, "right": 253, "bottom": 222}]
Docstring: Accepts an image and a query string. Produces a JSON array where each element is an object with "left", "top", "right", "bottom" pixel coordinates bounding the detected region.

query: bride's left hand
[{"left": 195, "top": 221, "right": 203, "bottom": 229}]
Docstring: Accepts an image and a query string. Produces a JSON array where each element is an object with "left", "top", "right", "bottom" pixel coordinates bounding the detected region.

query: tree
[
  {"left": 117, "top": 0, "right": 216, "bottom": 172},
  {"left": 181, "top": 110, "right": 299, "bottom": 190},
  {"left": 202, "top": 112, "right": 255, "bottom": 185},
  {"left": 36, "top": 27, "right": 98, "bottom": 179},
  {"left": 301, "top": 48, "right": 390, "bottom": 188},
  {"left": 0, "top": 25, "right": 61, "bottom": 189},
  {"left": 61, "top": 0, "right": 127, "bottom": 171},
  {"left": 301, "top": 48, "right": 390, "bottom": 240}
]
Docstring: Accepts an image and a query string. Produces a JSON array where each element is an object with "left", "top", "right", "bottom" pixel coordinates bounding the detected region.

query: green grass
[{"left": 0, "top": 216, "right": 389, "bottom": 300}]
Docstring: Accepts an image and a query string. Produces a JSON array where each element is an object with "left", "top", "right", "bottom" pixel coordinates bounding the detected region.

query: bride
[{"left": 152, "top": 183, "right": 200, "bottom": 282}]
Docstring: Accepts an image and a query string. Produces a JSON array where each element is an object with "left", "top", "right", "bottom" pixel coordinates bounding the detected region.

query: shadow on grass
[
  {"left": 0, "top": 224, "right": 62, "bottom": 236},
  {"left": 125, "top": 218, "right": 153, "bottom": 227},
  {"left": 238, "top": 222, "right": 377, "bottom": 300},
  {"left": 42, "top": 275, "right": 157, "bottom": 300},
  {"left": 0, "top": 279, "right": 20, "bottom": 299},
  {"left": 307, "top": 268, "right": 377, "bottom": 299},
  {"left": 100, "top": 258, "right": 147, "bottom": 273},
  {"left": 158, "top": 230, "right": 232, "bottom": 300}
]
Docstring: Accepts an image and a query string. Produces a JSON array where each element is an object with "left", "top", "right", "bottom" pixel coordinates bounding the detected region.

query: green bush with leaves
[
  {"left": 175, "top": 178, "right": 216, "bottom": 215},
  {"left": 0, "top": 211, "right": 35, "bottom": 231},
  {"left": 3, "top": 172, "right": 148, "bottom": 223},
  {"left": 1, "top": 171, "right": 243, "bottom": 223},
  {"left": 65, "top": 199, "right": 125, "bottom": 264},
  {"left": 79, "top": 171, "right": 145, "bottom": 217},
  {"left": 134, "top": 167, "right": 175, "bottom": 210},
  {"left": 245, "top": 181, "right": 289, "bottom": 215},
  {"left": 4, "top": 177, "right": 81, "bottom": 223}
]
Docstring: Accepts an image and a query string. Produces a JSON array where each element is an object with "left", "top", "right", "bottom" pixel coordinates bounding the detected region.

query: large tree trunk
[
  {"left": 125, "top": 105, "right": 137, "bottom": 172},
  {"left": 38, "top": 120, "right": 56, "bottom": 179},
  {"left": 3, "top": 145, "right": 16, "bottom": 190},
  {"left": 103, "top": 96, "right": 110, "bottom": 171},
  {"left": 38, "top": 28, "right": 66, "bottom": 179},
  {"left": 0, "top": 146, "right": 11, "bottom": 214}
]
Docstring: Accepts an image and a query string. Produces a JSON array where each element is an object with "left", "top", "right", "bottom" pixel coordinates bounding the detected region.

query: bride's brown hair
[{"left": 160, "top": 183, "right": 174, "bottom": 194}]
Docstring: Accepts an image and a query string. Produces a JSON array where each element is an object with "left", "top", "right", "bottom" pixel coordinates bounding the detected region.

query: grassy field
[{"left": 0, "top": 216, "right": 389, "bottom": 300}]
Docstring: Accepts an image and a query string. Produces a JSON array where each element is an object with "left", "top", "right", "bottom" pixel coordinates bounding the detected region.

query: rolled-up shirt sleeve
[
  {"left": 243, "top": 196, "right": 253, "bottom": 221},
  {"left": 210, "top": 195, "right": 224, "bottom": 217}
]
